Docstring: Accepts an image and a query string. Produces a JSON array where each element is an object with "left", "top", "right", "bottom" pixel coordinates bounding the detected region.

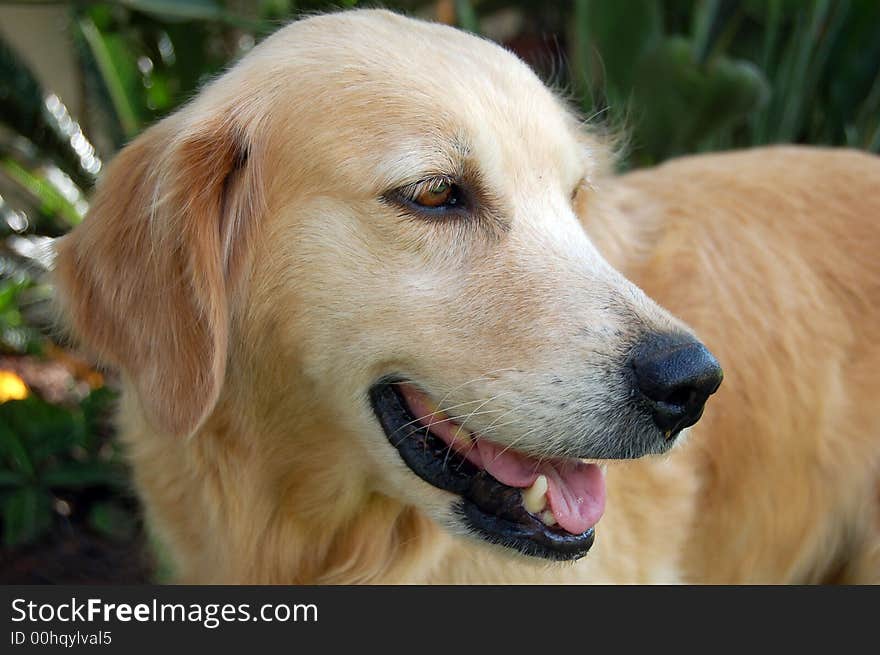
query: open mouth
[{"left": 369, "top": 379, "right": 605, "bottom": 561}]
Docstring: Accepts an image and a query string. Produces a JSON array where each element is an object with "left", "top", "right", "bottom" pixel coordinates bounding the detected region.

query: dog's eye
[
  {"left": 389, "top": 176, "right": 467, "bottom": 216},
  {"left": 408, "top": 177, "right": 461, "bottom": 210},
  {"left": 414, "top": 180, "right": 455, "bottom": 208},
  {"left": 385, "top": 175, "right": 471, "bottom": 219}
]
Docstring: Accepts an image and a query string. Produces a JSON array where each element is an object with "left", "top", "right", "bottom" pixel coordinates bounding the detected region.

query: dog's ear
[{"left": 55, "top": 109, "right": 263, "bottom": 436}]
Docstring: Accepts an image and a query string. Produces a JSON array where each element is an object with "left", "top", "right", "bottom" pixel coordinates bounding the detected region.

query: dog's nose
[{"left": 630, "top": 333, "right": 723, "bottom": 434}]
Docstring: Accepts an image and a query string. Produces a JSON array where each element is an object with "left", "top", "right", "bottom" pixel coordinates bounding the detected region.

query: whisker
[
  {"left": 473, "top": 397, "right": 546, "bottom": 436},
  {"left": 441, "top": 393, "right": 517, "bottom": 467},
  {"left": 389, "top": 397, "right": 497, "bottom": 439},
  {"left": 391, "top": 408, "right": 508, "bottom": 449},
  {"left": 388, "top": 367, "right": 523, "bottom": 437},
  {"left": 493, "top": 425, "right": 544, "bottom": 461}
]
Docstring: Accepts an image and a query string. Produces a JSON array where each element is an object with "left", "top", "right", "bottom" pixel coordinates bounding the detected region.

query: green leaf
[
  {"left": 76, "top": 16, "right": 143, "bottom": 139},
  {"left": 260, "top": 0, "right": 292, "bottom": 19},
  {"left": 758, "top": 0, "right": 785, "bottom": 72},
  {"left": 0, "top": 157, "right": 85, "bottom": 227},
  {"left": 0, "top": 470, "right": 26, "bottom": 487},
  {"left": 0, "top": 395, "right": 86, "bottom": 465},
  {"left": 113, "top": 0, "right": 265, "bottom": 30},
  {"left": 0, "top": 417, "right": 34, "bottom": 477},
  {"left": 88, "top": 500, "right": 137, "bottom": 541},
  {"left": 825, "top": 2, "right": 880, "bottom": 146},
  {"left": 455, "top": 0, "right": 480, "bottom": 34},
  {"left": 42, "top": 461, "right": 126, "bottom": 489},
  {"left": 632, "top": 37, "right": 769, "bottom": 161},
  {"left": 115, "top": 0, "right": 225, "bottom": 21},
  {"left": 0, "top": 278, "right": 26, "bottom": 313},
  {"left": 2, "top": 486, "right": 52, "bottom": 547},
  {"left": 573, "top": 0, "right": 662, "bottom": 105},
  {"left": 691, "top": 0, "right": 722, "bottom": 64},
  {"left": 776, "top": 0, "right": 836, "bottom": 141},
  {"left": 80, "top": 385, "right": 117, "bottom": 441}
]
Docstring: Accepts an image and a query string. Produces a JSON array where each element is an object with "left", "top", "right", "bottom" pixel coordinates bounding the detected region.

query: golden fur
[{"left": 54, "top": 10, "right": 880, "bottom": 583}]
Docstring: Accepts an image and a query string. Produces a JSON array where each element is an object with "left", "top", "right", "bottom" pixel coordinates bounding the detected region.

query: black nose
[{"left": 629, "top": 333, "right": 723, "bottom": 435}]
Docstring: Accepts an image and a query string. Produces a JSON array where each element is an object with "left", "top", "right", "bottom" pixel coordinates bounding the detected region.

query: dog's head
[{"left": 55, "top": 10, "right": 721, "bottom": 561}]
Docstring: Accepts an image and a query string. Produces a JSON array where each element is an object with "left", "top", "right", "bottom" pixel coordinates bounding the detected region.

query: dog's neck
[{"left": 121, "top": 380, "right": 454, "bottom": 583}]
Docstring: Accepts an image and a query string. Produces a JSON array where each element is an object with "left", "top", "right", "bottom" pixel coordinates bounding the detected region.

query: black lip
[{"left": 369, "top": 379, "right": 595, "bottom": 561}]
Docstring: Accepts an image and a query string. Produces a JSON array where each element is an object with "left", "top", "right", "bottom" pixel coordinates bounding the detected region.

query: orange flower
[{"left": 0, "top": 370, "right": 29, "bottom": 402}]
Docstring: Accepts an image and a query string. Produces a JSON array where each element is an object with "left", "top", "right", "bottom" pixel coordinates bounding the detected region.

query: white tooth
[
  {"left": 521, "top": 474, "right": 548, "bottom": 514},
  {"left": 539, "top": 510, "right": 557, "bottom": 527}
]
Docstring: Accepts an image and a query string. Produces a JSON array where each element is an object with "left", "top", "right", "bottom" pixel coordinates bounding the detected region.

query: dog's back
[{"left": 598, "top": 146, "right": 880, "bottom": 582}]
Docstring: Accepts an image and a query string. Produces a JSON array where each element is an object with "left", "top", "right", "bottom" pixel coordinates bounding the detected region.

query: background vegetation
[{"left": 1, "top": 0, "right": 878, "bottom": 582}]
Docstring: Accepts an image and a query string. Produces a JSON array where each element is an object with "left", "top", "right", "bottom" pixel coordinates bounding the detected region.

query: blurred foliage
[
  {"left": 571, "top": 0, "right": 880, "bottom": 163},
  {"left": 0, "top": 386, "right": 132, "bottom": 547},
  {"left": 0, "top": 276, "right": 41, "bottom": 354},
  {"left": 0, "top": 0, "right": 878, "bottom": 566}
]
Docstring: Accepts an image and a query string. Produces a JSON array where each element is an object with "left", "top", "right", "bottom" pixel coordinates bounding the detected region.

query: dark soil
[{"left": 0, "top": 522, "right": 154, "bottom": 584}]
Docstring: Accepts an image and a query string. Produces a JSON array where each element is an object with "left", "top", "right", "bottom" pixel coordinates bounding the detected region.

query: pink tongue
[
  {"left": 476, "top": 440, "right": 606, "bottom": 535},
  {"left": 397, "top": 384, "right": 605, "bottom": 534},
  {"left": 542, "top": 462, "right": 605, "bottom": 534}
]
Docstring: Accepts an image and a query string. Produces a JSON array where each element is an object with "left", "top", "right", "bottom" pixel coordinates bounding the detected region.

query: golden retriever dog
[{"left": 53, "top": 10, "right": 879, "bottom": 583}]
